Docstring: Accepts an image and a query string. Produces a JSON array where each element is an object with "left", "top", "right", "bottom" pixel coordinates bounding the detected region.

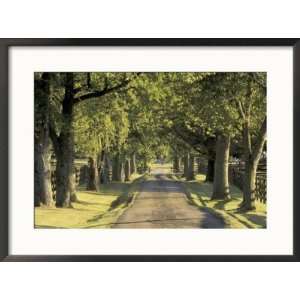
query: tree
[
  {"left": 34, "top": 73, "right": 53, "bottom": 207},
  {"left": 195, "top": 72, "right": 266, "bottom": 204},
  {"left": 233, "top": 73, "right": 267, "bottom": 211},
  {"left": 211, "top": 134, "right": 230, "bottom": 199},
  {"left": 48, "top": 72, "right": 137, "bottom": 207},
  {"left": 187, "top": 152, "right": 195, "bottom": 180},
  {"left": 74, "top": 96, "right": 129, "bottom": 190}
]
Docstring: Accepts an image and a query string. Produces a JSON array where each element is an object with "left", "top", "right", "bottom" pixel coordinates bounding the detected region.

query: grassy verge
[
  {"left": 177, "top": 174, "right": 267, "bottom": 229},
  {"left": 149, "top": 162, "right": 172, "bottom": 172},
  {"left": 35, "top": 173, "right": 146, "bottom": 229}
]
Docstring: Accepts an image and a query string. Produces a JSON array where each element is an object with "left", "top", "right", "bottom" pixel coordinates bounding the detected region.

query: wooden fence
[
  {"left": 229, "top": 165, "right": 267, "bottom": 203},
  {"left": 172, "top": 158, "right": 267, "bottom": 203}
]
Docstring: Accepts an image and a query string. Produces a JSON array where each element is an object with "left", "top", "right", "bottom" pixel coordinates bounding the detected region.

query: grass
[
  {"left": 150, "top": 162, "right": 172, "bottom": 171},
  {"left": 179, "top": 173, "right": 267, "bottom": 229},
  {"left": 35, "top": 173, "right": 145, "bottom": 229}
]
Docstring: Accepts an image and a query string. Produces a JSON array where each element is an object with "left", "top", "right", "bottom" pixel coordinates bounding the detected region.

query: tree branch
[
  {"left": 242, "top": 120, "right": 252, "bottom": 157},
  {"left": 170, "top": 125, "right": 206, "bottom": 154},
  {"left": 245, "top": 75, "right": 254, "bottom": 119},
  {"left": 73, "top": 86, "right": 82, "bottom": 94},
  {"left": 73, "top": 73, "right": 140, "bottom": 105},
  {"left": 49, "top": 123, "right": 60, "bottom": 155},
  {"left": 234, "top": 98, "right": 246, "bottom": 120}
]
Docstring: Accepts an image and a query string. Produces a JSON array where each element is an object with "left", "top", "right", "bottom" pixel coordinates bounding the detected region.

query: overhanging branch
[{"left": 73, "top": 73, "right": 141, "bottom": 105}]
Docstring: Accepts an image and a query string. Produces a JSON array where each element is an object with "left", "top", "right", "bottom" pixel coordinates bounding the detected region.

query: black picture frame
[{"left": 0, "top": 38, "right": 299, "bottom": 262}]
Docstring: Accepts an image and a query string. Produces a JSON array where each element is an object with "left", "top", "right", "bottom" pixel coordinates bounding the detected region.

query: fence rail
[
  {"left": 229, "top": 165, "right": 267, "bottom": 203},
  {"left": 172, "top": 158, "right": 267, "bottom": 203}
]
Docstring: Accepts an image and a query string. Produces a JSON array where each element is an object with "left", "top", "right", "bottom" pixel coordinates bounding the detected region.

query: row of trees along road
[{"left": 34, "top": 72, "right": 266, "bottom": 212}]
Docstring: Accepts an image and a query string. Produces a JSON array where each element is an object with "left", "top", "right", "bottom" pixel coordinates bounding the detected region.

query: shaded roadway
[{"left": 113, "top": 167, "right": 224, "bottom": 228}]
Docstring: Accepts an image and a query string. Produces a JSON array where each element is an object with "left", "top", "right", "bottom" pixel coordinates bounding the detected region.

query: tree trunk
[
  {"left": 206, "top": 158, "right": 215, "bottom": 182},
  {"left": 118, "top": 160, "right": 125, "bottom": 182},
  {"left": 34, "top": 73, "right": 54, "bottom": 207},
  {"left": 112, "top": 154, "right": 119, "bottom": 181},
  {"left": 51, "top": 73, "right": 76, "bottom": 208},
  {"left": 86, "top": 156, "right": 99, "bottom": 191},
  {"left": 211, "top": 134, "right": 231, "bottom": 200},
  {"left": 125, "top": 159, "right": 131, "bottom": 181},
  {"left": 241, "top": 160, "right": 257, "bottom": 210},
  {"left": 70, "top": 167, "right": 78, "bottom": 202},
  {"left": 54, "top": 133, "right": 74, "bottom": 207},
  {"left": 102, "top": 151, "right": 111, "bottom": 184},
  {"left": 97, "top": 151, "right": 105, "bottom": 184},
  {"left": 173, "top": 154, "right": 180, "bottom": 173},
  {"left": 205, "top": 138, "right": 216, "bottom": 182},
  {"left": 34, "top": 140, "right": 53, "bottom": 206},
  {"left": 239, "top": 117, "right": 266, "bottom": 211},
  {"left": 196, "top": 157, "right": 201, "bottom": 174},
  {"left": 112, "top": 153, "right": 125, "bottom": 182},
  {"left": 187, "top": 154, "right": 195, "bottom": 180},
  {"left": 143, "top": 157, "right": 149, "bottom": 173},
  {"left": 79, "top": 165, "right": 89, "bottom": 185},
  {"left": 183, "top": 153, "right": 189, "bottom": 179},
  {"left": 130, "top": 153, "right": 137, "bottom": 174}
]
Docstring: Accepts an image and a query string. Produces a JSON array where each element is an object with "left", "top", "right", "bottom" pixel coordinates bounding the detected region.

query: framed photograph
[{"left": 0, "top": 39, "right": 299, "bottom": 261}]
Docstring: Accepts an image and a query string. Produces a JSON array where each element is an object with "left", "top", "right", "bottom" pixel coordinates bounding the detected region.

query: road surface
[{"left": 113, "top": 166, "right": 224, "bottom": 228}]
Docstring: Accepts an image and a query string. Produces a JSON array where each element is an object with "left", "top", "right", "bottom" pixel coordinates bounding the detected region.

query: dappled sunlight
[
  {"left": 34, "top": 176, "right": 143, "bottom": 228},
  {"left": 34, "top": 72, "right": 266, "bottom": 230},
  {"left": 181, "top": 173, "right": 267, "bottom": 229}
]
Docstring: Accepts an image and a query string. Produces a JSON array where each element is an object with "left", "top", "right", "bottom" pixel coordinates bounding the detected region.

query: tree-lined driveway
[{"left": 113, "top": 168, "right": 224, "bottom": 228}]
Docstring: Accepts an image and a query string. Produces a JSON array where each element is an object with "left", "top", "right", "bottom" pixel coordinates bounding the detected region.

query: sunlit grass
[
  {"left": 181, "top": 173, "right": 267, "bottom": 229},
  {"left": 35, "top": 173, "right": 144, "bottom": 229},
  {"left": 150, "top": 162, "right": 172, "bottom": 170}
]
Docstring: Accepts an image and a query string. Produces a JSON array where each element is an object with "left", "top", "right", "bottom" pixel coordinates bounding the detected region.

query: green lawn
[
  {"left": 150, "top": 162, "right": 173, "bottom": 171},
  {"left": 35, "top": 173, "right": 144, "bottom": 229},
  {"left": 181, "top": 174, "right": 267, "bottom": 229}
]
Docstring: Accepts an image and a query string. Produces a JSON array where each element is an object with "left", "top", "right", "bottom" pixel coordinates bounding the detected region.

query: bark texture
[
  {"left": 54, "top": 134, "right": 74, "bottom": 207},
  {"left": 173, "top": 154, "right": 181, "bottom": 173},
  {"left": 187, "top": 154, "right": 195, "bottom": 180},
  {"left": 70, "top": 167, "right": 78, "bottom": 202},
  {"left": 206, "top": 158, "right": 215, "bottom": 182},
  {"left": 118, "top": 161, "right": 125, "bottom": 182},
  {"left": 125, "top": 159, "right": 131, "bottom": 181},
  {"left": 112, "top": 154, "right": 119, "bottom": 181},
  {"left": 240, "top": 118, "right": 267, "bottom": 210},
  {"left": 211, "top": 135, "right": 231, "bottom": 200},
  {"left": 34, "top": 73, "right": 53, "bottom": 207},
  {"left": 197, "top": 157, "right": 201, "bottom": 174},
  {"left": 112, "top": 153, "right": 125, "bottom": 182},
  {"left": 130, "top": 153, "right": 137, "bottom": 174},
  {"left": 101, "top": 151, "right": 111, "bottom": 184},
  {"left": 183, "top": 153, "right": 189, "bottom": 179},
  {"left": 79, "top": 165, "right": 89, "bottom": 185},
  {"left": 86, "top": 156, "right": 99, "bottom": 191},
  {"left": 205, "top": 138, "right": 216, "bottom": 182}
]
